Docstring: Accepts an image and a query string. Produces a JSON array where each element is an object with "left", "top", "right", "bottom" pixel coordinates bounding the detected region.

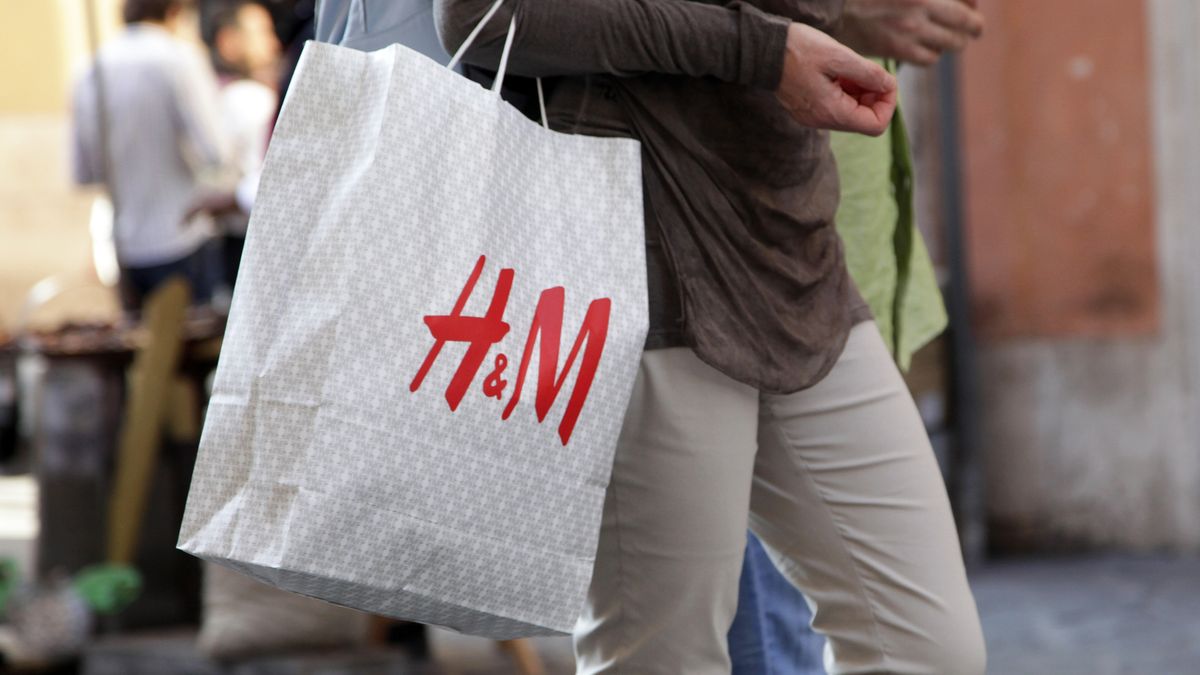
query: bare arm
[{"left": 171, "top": 46, "right": 231, "bottom": 171}]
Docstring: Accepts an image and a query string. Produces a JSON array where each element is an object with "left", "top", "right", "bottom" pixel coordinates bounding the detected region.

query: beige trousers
[{"left": 573, "top": 322, "right": 986, "bottom": 674}]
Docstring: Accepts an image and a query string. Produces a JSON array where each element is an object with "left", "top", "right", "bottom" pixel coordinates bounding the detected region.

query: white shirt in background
[
  {"left": 219, "top": 77, "right": 277, "bottom": 233},
  {"left": 71, "top": 23, "right": 231, "bottom": 268}
]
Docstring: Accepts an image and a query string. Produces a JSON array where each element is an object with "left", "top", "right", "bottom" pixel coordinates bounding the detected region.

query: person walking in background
[
  {"left": 71, "top": 0, "right": 230, "bottom": 312},
  {"left": 727, "top": 0, "right": 984, "bottom": 671},
  {"left": 204, "top": 0, "right": 282, "bottom": 294}
]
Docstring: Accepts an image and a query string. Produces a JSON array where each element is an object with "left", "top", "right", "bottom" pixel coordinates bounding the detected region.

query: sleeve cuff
[{"left": 738, "top": 5, "right": 791, "bottom": 90}]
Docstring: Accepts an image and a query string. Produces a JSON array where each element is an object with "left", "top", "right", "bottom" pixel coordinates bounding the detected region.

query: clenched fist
[
  {"left": 836, "top": 0, "right": 985, "bottom": 65},
  {"left": 775, "top": 23, "right": 898, "bottom": 136}
]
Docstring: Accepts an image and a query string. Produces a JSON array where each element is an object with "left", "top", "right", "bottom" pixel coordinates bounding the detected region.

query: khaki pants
[{"left": 573, "top": 322, "right": 986, "bottom": 674}]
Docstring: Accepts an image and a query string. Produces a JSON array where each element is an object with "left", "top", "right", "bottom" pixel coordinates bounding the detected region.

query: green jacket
[{"left": 831, "top": 66, "right": 947, "bottom": 370}]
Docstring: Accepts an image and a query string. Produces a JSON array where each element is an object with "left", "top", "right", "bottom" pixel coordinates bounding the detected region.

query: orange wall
[{"left": 961, "top": 0, "right": 1158, "bottom": 339}]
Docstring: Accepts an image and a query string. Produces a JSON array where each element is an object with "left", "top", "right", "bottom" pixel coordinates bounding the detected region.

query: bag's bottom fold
[{"left": 189, "top": 555, "right": 570, "bottom": 640}]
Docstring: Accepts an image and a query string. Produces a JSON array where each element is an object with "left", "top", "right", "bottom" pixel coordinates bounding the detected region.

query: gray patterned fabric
[{"left": 179, "top": 40, "right": 647, "bottom": 639}]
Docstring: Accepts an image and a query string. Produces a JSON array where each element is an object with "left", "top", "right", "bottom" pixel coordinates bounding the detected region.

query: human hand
[
  {"left": 776, "top": 23, "right": 898, "bottom": 136},
  {"left": 181, "top": 190, "right": 239, "bottom": 227},
  {"left": 836, "top": 0, "right": 985, "bottom": 66}
]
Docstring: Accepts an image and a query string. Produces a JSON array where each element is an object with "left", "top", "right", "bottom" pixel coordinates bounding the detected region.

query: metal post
[{"left": 936, "top": 54, "right": 987, "bottom": 566}]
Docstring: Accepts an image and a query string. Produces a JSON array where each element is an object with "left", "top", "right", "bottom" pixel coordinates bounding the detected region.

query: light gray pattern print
[{"left": 179, "top": 41, "right": 647, "bottom": 639}]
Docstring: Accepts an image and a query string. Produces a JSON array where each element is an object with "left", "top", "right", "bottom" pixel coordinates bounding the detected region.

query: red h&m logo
[{"left": 409, "top": 255, "right": 612, "bottom": 446}]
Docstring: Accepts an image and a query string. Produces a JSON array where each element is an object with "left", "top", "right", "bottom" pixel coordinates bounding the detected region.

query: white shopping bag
[{"left": 179, "top": 4, "right": 646, "bottom": 639}]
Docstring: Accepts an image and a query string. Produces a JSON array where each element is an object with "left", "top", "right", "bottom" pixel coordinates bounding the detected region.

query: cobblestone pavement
[{"left": 971, "top": 554, "right": 1200, "bottom": 675}]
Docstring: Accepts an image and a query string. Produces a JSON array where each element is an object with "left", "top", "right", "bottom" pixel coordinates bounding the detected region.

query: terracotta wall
[
  {"left": 963, "top": 0, "right": 1200, "bottom": 550},
  {"left": 961, "top": 0, "right": 1158, "bottom": 339}
]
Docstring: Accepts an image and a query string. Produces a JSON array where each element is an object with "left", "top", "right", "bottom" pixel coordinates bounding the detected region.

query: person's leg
[
  {"left": 751, "top": 322, "right": 985, "bottom": 675},
  {"left": 120, "top": 252, "right": 198, "bottom": 312},
  {"left": 728, "top": 532, "right": 827, "bottom": 675},
  {"left": 573, "top": 348, "right": 759, "bottom": 674},
  {"left": 182, "top": 239, "right": 221, "bottom": 305},
  {"left": 118, "top": 266, "right": 152, "bottom": 313},
  {"left": 728, "top": 534, "right": 770, "bottom": 674}
]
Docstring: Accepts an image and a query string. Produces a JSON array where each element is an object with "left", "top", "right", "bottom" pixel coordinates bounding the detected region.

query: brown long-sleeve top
[{"left": 435, "top": 0, "right": 871, "bottom": 394}]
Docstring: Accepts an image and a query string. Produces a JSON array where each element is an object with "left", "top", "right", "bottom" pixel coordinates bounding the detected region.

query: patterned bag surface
[{"left": 179, "top": 34, "right": 646, "bottom": 638}]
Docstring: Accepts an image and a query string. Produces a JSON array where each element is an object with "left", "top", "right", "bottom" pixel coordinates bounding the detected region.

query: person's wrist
[
  {"left": 777, "top": 23, "right": 817, "bottom": 91},
  {"left": 751, "top": 13, "right": 794, "bottom": 90}
]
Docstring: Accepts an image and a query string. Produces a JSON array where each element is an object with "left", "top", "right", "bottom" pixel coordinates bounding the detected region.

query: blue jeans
[{"left": 728, "top": 532, "right": 826, "bottom": 675}]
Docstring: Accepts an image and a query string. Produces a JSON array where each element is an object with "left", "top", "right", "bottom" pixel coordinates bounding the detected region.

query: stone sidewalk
[
  {"left": 68, "top": 553, "right": 1200, "bottom": 674},
  {"left": 431, "top": 554, "right": 1200, "bottom": 674},
  {"left": 971, "top": 554, "right": 1200, "bottom": 675}
]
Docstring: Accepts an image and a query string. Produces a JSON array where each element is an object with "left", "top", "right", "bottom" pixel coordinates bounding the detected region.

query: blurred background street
[
  {"left": 3, "top": 0, "right": 1200, "bottom": 673},
  {"left": 972, "top": 555, "right": 1200, "bottom": 675},
  {"left": 358, "top": 556, "right": 1200, "bottom": 674}
]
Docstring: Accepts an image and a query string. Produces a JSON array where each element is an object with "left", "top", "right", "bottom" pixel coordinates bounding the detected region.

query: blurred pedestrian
[
  {"left": 204, "top": 0, "right": 282, "bottom": 292},
  {"left": 71, "top": 0, "right": 231, "bottom": 312}
]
